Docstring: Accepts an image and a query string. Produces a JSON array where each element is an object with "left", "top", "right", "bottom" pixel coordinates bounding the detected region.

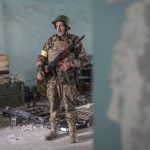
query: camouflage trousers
[{"left": 47, "top": 78, "right": 77, "bottom": 138}]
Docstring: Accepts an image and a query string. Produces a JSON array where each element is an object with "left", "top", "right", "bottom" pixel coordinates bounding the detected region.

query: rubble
[{"left": 0, "top": 92, "right": 93, "bottom": 130}]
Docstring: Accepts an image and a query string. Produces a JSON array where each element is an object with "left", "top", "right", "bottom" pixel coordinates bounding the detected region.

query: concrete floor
[
  {"left": 0, "top": 97, "right": 93, "bottom": 150},
  {"left": 0, "top": 122, "right": 93, "bottom": 150}
]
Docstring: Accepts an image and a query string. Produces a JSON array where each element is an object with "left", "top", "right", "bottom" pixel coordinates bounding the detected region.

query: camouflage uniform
[{"left": 36, "top": 32, "right": 87, "bottom": 142}]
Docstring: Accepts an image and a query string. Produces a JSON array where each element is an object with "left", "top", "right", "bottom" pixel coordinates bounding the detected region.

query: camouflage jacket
[{"left": 36, "top": 33, "right": 88, "bottom": 84}]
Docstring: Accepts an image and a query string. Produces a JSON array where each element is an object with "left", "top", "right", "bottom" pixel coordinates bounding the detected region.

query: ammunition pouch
[{"left": 64, "top": 69, "right": 79, "bottom": 85}]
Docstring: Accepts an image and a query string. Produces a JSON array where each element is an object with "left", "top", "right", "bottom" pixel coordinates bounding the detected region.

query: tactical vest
[{"left": 47, "top": 33, "right": 80, "bottom": 85}]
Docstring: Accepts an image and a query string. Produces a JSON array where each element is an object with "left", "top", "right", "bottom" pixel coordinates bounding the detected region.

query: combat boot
[
  {"left": 66, "top": 111, "right": 77, "bottom": 143},
  {"left": 70, "top": 135, "right": 78, "bottom": 143},
  {"left": 68, "top": 124, "right": 77, "bottom": 143},
  {"left": 45, "top": 130, "right": 58, "bottom": 141}
]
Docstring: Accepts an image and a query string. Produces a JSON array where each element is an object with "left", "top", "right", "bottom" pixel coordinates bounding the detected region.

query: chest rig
[{"left": 47, "top": 34, "right": 80, "bottom": 85}]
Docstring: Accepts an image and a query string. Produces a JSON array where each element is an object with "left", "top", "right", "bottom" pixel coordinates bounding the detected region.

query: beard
[{"left": 57, "top": 31, "right": 65, "bottom": 36}]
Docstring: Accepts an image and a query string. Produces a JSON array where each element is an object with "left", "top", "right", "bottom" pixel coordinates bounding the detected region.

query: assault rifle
[
  {"left": 0, "top": 108, "right": 45, "bottom": 125},
  {"left": 36, "top": 35, "right": 85, "bottom": 84}
]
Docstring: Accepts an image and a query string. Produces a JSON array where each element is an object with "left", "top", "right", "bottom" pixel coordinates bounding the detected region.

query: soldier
[{"left": 36, "top": 15, "right": 88, "bottom": 143}]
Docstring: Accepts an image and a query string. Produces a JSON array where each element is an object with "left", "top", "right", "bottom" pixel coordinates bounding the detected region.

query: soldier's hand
[
  {"left": 58, "top": 61, "right": 72, "bottom": 71},
  {"left": 36, "top": 71, "right": 45, "bottom": 84}
]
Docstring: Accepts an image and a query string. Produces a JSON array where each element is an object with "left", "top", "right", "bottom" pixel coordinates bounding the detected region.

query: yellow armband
[{"left": 40, "top": 50, "right": 48, "bottom": 57}]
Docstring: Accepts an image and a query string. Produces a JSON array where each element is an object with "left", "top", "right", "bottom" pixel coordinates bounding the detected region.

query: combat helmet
[{"left": 52, "top": 15, "right": 71, "bottom": 30}]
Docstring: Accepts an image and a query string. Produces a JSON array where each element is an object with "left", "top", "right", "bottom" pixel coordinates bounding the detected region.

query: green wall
[{"left": 0, "top": 0, "right": 93, "bottom": 83}]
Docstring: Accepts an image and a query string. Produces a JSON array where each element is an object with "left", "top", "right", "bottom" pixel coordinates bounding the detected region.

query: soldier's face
[{"left": 56, "top": 21, "right": 66, "bottom": 36}]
